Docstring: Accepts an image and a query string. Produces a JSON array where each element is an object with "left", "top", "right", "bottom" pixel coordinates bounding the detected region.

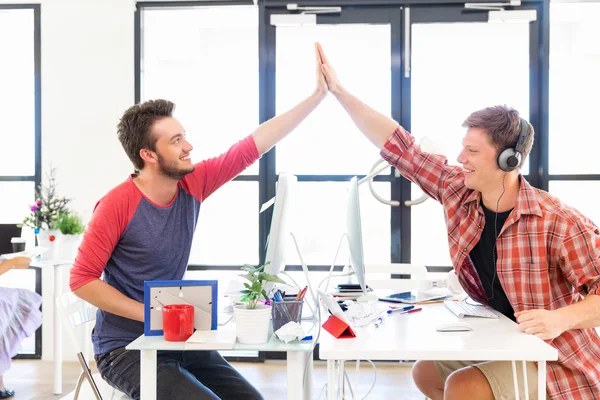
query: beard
[{"left": 156, "top": 153, "right": 195, "bottom": 180}]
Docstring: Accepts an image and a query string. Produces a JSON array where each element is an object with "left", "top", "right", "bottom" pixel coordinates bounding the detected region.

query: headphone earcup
[{"left": 497, "top": 147, "right": 520, "bottom": 172}]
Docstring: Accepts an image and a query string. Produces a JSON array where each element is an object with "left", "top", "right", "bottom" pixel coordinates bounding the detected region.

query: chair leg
[
  {"left": 73, "top": 371, "right": 86, "bottom": 400},
  {"left": 77, "top": 352, "right": 103, "bottom": 400}
]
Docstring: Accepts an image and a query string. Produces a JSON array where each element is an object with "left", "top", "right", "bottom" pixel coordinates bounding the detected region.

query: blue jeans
[{"left": 95, "top": 347, "right": 264, "bottom": 400}]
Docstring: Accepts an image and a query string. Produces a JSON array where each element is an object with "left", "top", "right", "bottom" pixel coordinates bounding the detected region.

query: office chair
[
  {"left": 0, "top": 224, "right": 22, "bottom": 254},
  {"left": 56, "top": 292, "right": 131, "bottom": 400}
]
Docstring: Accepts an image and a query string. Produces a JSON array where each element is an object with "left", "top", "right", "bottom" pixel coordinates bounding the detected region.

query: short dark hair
[
  {"left": 117, "top": 99, "right": 175, "bottom": 170},
  {"left": 462, "top": 105, "right": 534, "bottom": 169}
]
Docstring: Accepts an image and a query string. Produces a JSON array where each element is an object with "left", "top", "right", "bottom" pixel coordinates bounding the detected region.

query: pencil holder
[{"left": 271, "top": 300, "right": 304, "bottom": 332}]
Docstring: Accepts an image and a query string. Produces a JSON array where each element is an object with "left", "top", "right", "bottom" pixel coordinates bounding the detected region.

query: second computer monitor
[{"left": 347, "top": 176, "right": 367, "bottom": 295}]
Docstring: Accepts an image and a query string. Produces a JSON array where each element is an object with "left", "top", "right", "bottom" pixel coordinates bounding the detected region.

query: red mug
[{"left": 162, "top": 304, "right": 194, "bottom": 342}]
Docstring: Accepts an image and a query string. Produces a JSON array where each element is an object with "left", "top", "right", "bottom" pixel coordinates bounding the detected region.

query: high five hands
[{"left": 316, "top": 42, "right": 344, "bottom": 96}]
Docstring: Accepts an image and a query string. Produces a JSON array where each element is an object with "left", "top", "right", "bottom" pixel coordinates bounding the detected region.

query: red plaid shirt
[{"left": 381, "top": 127, "right": 600, "bottom": 399}]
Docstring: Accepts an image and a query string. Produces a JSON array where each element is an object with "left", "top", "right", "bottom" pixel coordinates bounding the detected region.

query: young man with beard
[
  {"left": 316, "top": 42, "right": 600, "bottom": 399},
  {"left": 69, "top": 46, "right": 328, "bottom": 400}
]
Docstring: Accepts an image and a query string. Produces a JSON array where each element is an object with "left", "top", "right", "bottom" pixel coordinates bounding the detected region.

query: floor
[{"left": 5, "top": 358, "right": 425, "bottom": 399}]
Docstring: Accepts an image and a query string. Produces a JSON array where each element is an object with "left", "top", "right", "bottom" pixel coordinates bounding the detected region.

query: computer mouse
[{"left": 436, "top": 322, "right": 473, "bottom": 332}]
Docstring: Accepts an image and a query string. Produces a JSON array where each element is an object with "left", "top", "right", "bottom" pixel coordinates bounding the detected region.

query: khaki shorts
[{"left": 434, "top": 361, "right": 550, "bottom": 400}]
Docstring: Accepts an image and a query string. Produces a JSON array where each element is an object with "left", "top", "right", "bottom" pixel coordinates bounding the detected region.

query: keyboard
[{"left": 444, "top": 301, "right": 499, "bottom": 319}]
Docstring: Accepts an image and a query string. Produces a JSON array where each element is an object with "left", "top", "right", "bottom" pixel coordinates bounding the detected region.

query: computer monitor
[
  {"left": 346, "top": 177, "right": 367, "bottom": 295},
  {"left": 264, "top": 173, "right": 296, "bottom": 279}
]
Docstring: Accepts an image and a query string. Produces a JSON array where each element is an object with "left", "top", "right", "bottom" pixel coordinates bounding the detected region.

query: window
[
  {"left": 549, "top": 2, "right": 600, "bottom": 175},
  {"left": 275, "top": 23, "right": 392, "bottom": 267},
  {"left": 0, "top": 5, "right": 41, "bottom": 358},
  {"left": 139, "top": 5, "right": 260, "bottom": 266},
  {"left": 409, "top": 16, "right": 531, "bottom": 267}
]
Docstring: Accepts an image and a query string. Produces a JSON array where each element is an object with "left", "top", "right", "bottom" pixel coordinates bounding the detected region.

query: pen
[
  {"left": 296, "top": 286, "right": 308, "bottom": 301},
  {"left": 387, "top": 305, "right": 414, "bottom": 314},
  {"left": 374, "top": 317, "right": 384, "bottom": 328},
  {"left": 395, "top": 307, "right": 423, "bottom": 315}
]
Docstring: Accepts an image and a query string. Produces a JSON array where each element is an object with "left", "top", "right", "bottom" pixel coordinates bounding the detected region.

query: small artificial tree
[
  {"left": 21, "top": 167, "right": 71, "bottom": 233},
  {"left": 239, "top": 261, "right": 287, "bottom": 310}
]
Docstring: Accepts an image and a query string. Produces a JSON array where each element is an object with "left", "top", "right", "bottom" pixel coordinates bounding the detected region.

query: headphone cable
[{"left": 489, "top": 172, "right": 507, "bottom": 300}]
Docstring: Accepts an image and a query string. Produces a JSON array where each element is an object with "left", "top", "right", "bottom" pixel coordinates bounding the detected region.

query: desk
[
  {"left": 319, "top": 304, "right": 558, "bottom": 400},
  {"left": 30, "top": 258, "right": 73, "bottom": 395},
  {"left": 127, "top": 318, "right": 317, "bottom": 400}
]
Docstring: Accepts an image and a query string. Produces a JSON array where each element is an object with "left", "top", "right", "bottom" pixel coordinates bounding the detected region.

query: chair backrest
[
  {"left": 0, "top": 224, "right": 22, "bottom": 254},
  {"left": 56, "top": 291, "right": 97, "bottom": 354}
]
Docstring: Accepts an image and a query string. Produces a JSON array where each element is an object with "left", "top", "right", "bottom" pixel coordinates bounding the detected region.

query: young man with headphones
[{"left": 317, "top": 42, "right": 600, "bottom": 399}]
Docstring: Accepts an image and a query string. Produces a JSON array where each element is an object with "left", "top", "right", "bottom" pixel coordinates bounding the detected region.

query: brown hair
[
  {"left": 462, "top": 105, "right": 534, "bottom": 169},
  {"left": 117, "top": 99, "right": 175, "bottom": 170}
]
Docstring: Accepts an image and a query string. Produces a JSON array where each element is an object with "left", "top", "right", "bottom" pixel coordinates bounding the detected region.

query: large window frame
[
  {"left": 0, "top": 3, "right": 42, "bottom": 359},
  {"left": 136, "top": 0, "right": 555, "bottom": 360}
]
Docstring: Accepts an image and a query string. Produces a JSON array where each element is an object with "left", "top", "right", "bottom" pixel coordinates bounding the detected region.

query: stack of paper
[
  {"left": 0, "top": 247, "right": 47, "bottom": 260},
  {"left": 185, "top": 330, "right": 237, "bottom": 350}
]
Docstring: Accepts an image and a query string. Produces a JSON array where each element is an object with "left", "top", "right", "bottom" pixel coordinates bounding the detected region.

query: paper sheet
[
  {"left": 0, "top": 246, "right": 47, "bottom": 260},
  {"left": 186, "top": 329, "right": 237, "bottom": 350}
]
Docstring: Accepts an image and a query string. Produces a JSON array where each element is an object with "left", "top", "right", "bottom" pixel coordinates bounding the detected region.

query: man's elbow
[{"left": 70, "top": 278, "right": 98, "bottom": 301}]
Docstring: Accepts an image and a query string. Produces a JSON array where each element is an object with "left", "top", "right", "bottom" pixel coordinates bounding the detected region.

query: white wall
[{"left": 1, "top": 0, "right": 136, "bottom": 362}]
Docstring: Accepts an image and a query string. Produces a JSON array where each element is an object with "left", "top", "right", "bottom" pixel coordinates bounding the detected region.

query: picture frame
[{"left": 143, "top": 280, "right": 218, "bottom": 336}]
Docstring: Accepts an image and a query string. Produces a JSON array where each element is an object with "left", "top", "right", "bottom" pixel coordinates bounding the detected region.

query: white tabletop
[
  {"left": 319, "top": 304, "right": 558, "bottom": 362},
  {"left": 127, "top": 317, "right": 319, "bottom": 353},
  {"left": 30, "top": 258, "right": 73, "bottom": 267}
]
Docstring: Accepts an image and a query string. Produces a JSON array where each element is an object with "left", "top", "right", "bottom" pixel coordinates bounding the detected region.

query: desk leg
[
  {"left": 538, "top": 361, "right": 546, "bottom": 400},
  {"left": 338, "top": 361, "right": 345, "bottom": 399},
  {"left": 53, "top": 264, "right": 63, "bottom": 395},
  {"left": 327, "top": 360, "right": 336, "bottom": 400},
  {"left": 140, "top": 349, "right": 157, "bottom": 400},
  {"left": 511, "top": 360, "right": 518, "bottom": 399},
  {"left": 286, "top": 352, "right": 312, "bottom": 400}
]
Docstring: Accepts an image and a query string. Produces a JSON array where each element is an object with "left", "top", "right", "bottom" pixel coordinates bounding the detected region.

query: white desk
[
  {"left": 127, "top": 318, "right": 317, "bottom": 400},
  {"left": 319, "top": 304, "right": 558, "bottom": 400},
  {"left": 30, "top": 258, "right": 73, "bottom": 395}
]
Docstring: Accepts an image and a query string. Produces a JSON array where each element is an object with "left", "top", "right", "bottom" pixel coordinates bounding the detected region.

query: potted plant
[
  {"left": 54, "top": 211, "right": 86, "bottom": 259},
  {"left": 20, "top": 167, "right": 85, "bottom": 259},
  {"left": 233, "top": 262, "right": 287, "bottom": 344}
]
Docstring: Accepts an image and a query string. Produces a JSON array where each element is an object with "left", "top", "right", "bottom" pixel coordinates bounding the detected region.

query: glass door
[
  {"left": 263, "top": 6, "right": 401, "bottom": 277},
  {"left": 400, "top": 5, "right": 540, "bottom": 269}
]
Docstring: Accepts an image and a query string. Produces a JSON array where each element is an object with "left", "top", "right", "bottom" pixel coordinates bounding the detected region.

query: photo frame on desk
[{"left": 144, "top": 280, "right": 218, "bottom": 336}]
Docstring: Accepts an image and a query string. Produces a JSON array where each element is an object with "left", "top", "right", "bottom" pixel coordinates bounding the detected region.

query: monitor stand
[
  {"left": 276, "top": 232, "right": 318, "bottom": 319},
  {"left": 325, "top": 233, "right": 378, "bottom": 304}
]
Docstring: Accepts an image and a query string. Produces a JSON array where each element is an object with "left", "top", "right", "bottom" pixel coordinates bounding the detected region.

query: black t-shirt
[{"left": 469, "top": 202, "right": 516, "bottom": 321}]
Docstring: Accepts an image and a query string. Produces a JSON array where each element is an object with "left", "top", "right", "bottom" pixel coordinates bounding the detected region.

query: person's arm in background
[
  {"left": 0, "top": 256, "right": 32, "bottom": 276},
  {"left": 316, "top": 43, "right": 398, "bottom": 149},
  {"left": 70, "top": 186, "right": 144, "bottom": 322},
  {"left": 252, "top": 43, "right": 328, "bottom": 154}
]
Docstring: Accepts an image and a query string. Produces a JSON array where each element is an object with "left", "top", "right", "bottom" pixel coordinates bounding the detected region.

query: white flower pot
[
  {"left": 55, "top": 233, "right": 82, "bottom": 260},
  {"left": 36, "top": 231, "right": 82, "bottom": 261},
  {"left": 233, "top": 303, "right": 271, "bottom": 344},
  {"left": 37, "top": 229, "right": 60, "bottom": 259}
]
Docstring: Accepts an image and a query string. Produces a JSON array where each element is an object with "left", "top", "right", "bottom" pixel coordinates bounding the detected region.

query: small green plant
[
  {"left": 56, "top": 212, "right": 85, "bottom": 235},
  {"left": 239, "top": 262, "right": 287, "bottom": 310}
]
